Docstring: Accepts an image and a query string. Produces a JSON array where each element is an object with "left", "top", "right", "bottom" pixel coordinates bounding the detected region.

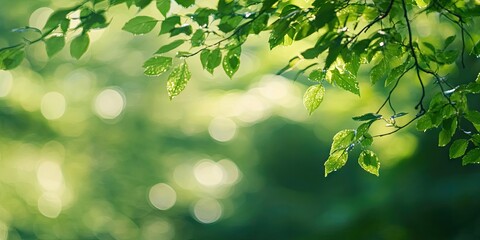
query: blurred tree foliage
[{"left": 0, "top": 0, "right": 480, "bottom": 239}]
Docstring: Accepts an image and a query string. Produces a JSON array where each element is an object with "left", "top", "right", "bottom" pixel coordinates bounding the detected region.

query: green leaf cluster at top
[{"left": 1, "top": 0, "right": 480, "bottom": 176}]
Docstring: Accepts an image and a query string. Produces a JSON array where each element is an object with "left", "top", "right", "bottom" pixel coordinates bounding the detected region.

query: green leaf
[
  {"left": 45, "top": 36, "right": 65, "bottom": 58},
  {"left": 462, "top": 148, "right": 480, "bottom": 165},
  {"left": 251, "top": 13, "right": 268, "bottom": 34},
  {"left": 472, "top": 134, "right": 480, "bottom": 146},
  {"left": 325, "top": 129, "right": 355, "bottom": 177},
  {"left": 436, "top": 50, "right": 458, "bottom": 64},
  {"left": 356, "top": 122, "right": 372, "bottom": 140},
  {"left": 476, "top": 72, "right": 480, "bottom": 83},
  {"left": 439, "top": 117, "right": 457, "bottom": 147},
  {"left": 385, "top": 57, "right": 412, "bottom": 87},
  {"left": 325, "top": 151, "right": 348, "bottom": 177},
  {"left": 0, "top": 45, "right": 25, "bottom": 70},
  {"left": 466, "top": 110, "right": 480, "bottom": 125},
  {"left": 391, "top": 112, "right": 408, "bottom": 119},
  {"left": 422, "top": 42, "right": 436, "bottom": 53},
  {"left": 222, "top": 47, "right": 241, "bottom": 78},
  {"left": 143, "top": 56, "right": 172, "bottom": 76},
  {"left": 122, "top": 16, "right": 158, "bottom": 35},
  {"left": 311, "top": 3, "right": 336, "bottom": 28},
  {"left": 308, "top": 69, "right": 325, "bottom": 82},
  {"left": 269, "top": 19, "right": 292, "bottom": 49},
  {"left": 170, "top": 25, "right": 193, "bottom": 37},
  {"left": 352, "top": 113, "right": 382, "bottom": 121},
  {"left": 200, "top": 49, "right": 210, "bottom": 69},
  {"left": 438, "top": 129, "right": 451, "bottom": 147},
  {"left": 191, "top": 29, "right": 206, "bottom": 47},
  {"left": 415, "top": 0, "right": 429, "bottom": 8},
  {"left": 189, "top": 8, "right": 215, "bottom": 27},
  {"left": 472, "top": 40, "right": 480, "bottom": 57},
  {"left": 443, "top": 35, "right": 456, "bottom": 49},
  {"left": 218, "top": 16, "right": 243, "bottom": 33},
  {"left": 156, "top": 0, "right": 170, "bottom": 17},
  {"left": 79, "top": 8, "right": 108, "bottom": 31},
  {"left": 331, "top": 129, "right": 355, "bottom": 153},
  {"left": 174, "top": 0, "right": 194, "bottom": 8},
  {"left": 155, "top": 40, "right": 185, "bottom": 54},
  {"left": 160, "top": 16, "right": 181, "bottom": 35},
  {"left": 324, "top": 36, "right": 342, "bottom": 70},
  {"left": 206, "top": 48, "right": 222, "bottom": 74},
  {"left": 449, "top": 139, "right": 468, "bottom": 159},
  {"left": 70, "top": 33, "right": 90, "bottom": 60},
  {"left": 358, "top": 150, "right": 380, "bottom": 176},
  {"left": 360, "top": 133, "right": 373, "bottom": 147},
  {"left": 416, "top": 114, "right": 433, "bottom": 131},
  {"left": 370, "top": 56, "right": 389, "bottom": 85},
  {"left": 329, "top": 68, "right": 360, "bottom": 96},
  {"left": 44, "top": 10, "right": 69, "bottom": 31},
  {"left": 303, "top": 84, "right": 325, "bottom": 115},
  {"left": 134, "top": 0, "right": 153, "bottom": 9},
  {"left": 167, "top": 61, "right": 191, "bottom": 99}
]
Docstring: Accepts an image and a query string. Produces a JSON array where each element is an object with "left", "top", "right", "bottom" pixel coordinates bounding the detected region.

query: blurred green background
[{"left": 1, "top": 1, "right": 480, "bottom": 239}]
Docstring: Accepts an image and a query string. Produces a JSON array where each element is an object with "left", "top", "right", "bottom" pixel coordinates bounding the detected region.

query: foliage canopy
[{"left": 1, "top": 0, "right": 480, "bottom": 176}]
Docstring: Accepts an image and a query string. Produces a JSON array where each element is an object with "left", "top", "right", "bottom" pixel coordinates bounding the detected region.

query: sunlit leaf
[
  {"left": 415, "top": 0, "right": 429, "bottom": 8},
  {"left": 45, "top": 36, "right": 65, "bottom": 57},
  {"left": 143, "top": 56, "right": 172, "bottom": 76},
  {"left": 122, "top": 16, "right": 158, "bottom": 34},
  {"left": 325, "top": 151, "right": 348, "bottom": 177},
  {"left": 325, "top": 129, "right": 355, "bottom": 177},
  {"left": 70, "top": 33, "right": 90, "bottom": 59},
  {"left": 462, "top": 148, "right": 480, "bottom": 165},
  {"left": 303, "top": 84, "right": 325, "bottom": 115},
  {"left": 331, "top": 129, "right": 355, "bottom": 153},
  {"left": 167, "top": 61, "right": 191, "bottom": 99},
  {"left": 449, "top": 139, "right": 468, "bottom": 159},
  {"left": 222, "top": 47, "right": 241, "bottom": 78},
  {"left": 329, "top": 68, "right": 360, "bottom": 96},
  {"left": 308, "top": 69, "right": 325, "bottom": 82},
  {"left": 358, "top": 150, "right": 380, "bottom": 176}
]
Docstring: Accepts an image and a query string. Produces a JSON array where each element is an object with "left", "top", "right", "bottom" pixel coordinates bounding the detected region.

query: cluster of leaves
[
  {"left": 1, "top": 0, "right": 480, "bottom": 176},
  {"left": 0, "top": 0, "right": 110, "bottom": 69},
  {"left": 416, "top": 73, "right": 480, "bottom": 165}
]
